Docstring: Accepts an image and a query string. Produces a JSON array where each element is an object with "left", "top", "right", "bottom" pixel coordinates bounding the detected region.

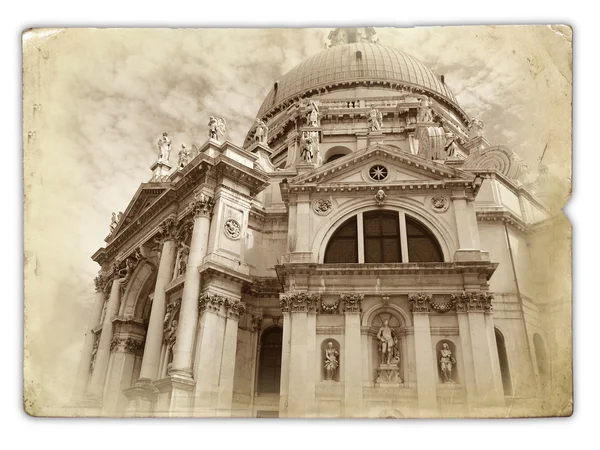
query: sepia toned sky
[{"left": 23, "top": 26, "right": 572, "bottom": 412}]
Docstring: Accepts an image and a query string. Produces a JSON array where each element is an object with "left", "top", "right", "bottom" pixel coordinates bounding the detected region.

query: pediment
[
  {"left": 290, "top": 143, "right": 473, "bottom": 187},
  {"left": 109, "top": 184, "right": 170, "bottom": 238}
]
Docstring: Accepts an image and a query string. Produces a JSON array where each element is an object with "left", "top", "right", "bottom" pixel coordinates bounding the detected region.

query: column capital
[
  {"left": 198, "top": 292, "right": 227, "bottom": 315},
  {"left": 340, "top": 293, "right": 364, "bottom": 313},
  {"left": 109, "top": 336, "right": 145, "bottom": 356},
  {"left": 225, "top": 299, "right": 247, "bottom": 320},
  {"left": 279, "top": 292, "right": 320, "bottom": 313},
  {"left": 189, "top": 191, "right": 214, "bottom": 218},
  {"left": 409, "top": 293, "right": 432, "bottom": 313},
  {"left": 451, "top": 291, "right": 493, "bottom": 313},
  {"left": 158, "top": 216, "right": 179, "bottom": 242}
]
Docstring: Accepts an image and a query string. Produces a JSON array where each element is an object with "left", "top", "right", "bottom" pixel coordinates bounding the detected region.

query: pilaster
[{"left": 340, "top": 294, "right": 364, "bottom": 418}]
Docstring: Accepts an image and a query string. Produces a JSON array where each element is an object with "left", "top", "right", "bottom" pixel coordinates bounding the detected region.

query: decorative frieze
[
  {"left": 408, "top": 293, "right": 432, "bottom": 313},
  {"left": 279, "top": 292, "right": 321, "bottom": 313},
  {"left": 189, "top": 191, "right": 214, "bottom": 218},
  {"left": 109, "top": 337, "right": 145, "bottom": 355},
  {"left": 340, "top": 293, "right": 364, "bottom": 313},
  {"left": 451, "top": 292, "right": 493, "bottom": 313},
  {"left": 320, "top": 298, "right": 340, "bottom": 314}
]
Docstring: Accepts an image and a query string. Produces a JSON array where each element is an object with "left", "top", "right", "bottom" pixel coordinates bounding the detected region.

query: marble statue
[
  {"left": 175, "top": 242, "right": 190, "bottom": 277},
  {"left": 418, "top": 98, "right": 434, "bottom": 122},
  {"left": 377, "top": 319, "right": 397, "bottom": 365},
  {"left": 439, "top": 343, "right": 457, "bottom": 383},
  {"left": 307, "top": 101, "right": 319, "bottom": 127},
  {"left": 163, "top": 310, "right": 171, "bottom": 331},
  {"left": 324, "top": 341, "right": 339, "bottom": 380},
  {"left": 208, "top": 116, "right": 227, "bottom": 140},
  {"left": 157, "top": 132, "right": 172, "bottom": 163},
  {"left": 253, "top": 118, "right": 268, "bottom": 143},
  {"left": 109, "top": 212, "right": 118, "bottom": 233},
  {"left": 368, "top": 108, "right": 383, "bottom": 131},
  {"left": 443, "top": 125, "right": 459, "bottom": 158},
  {"left": 468, "top": 117, "right": 484, "bottom": 138},
  {"left": 178, "top": 144, "right": 191, "bottom": 169},
  {"left": 90, "top": 340, "right": 99, "bottom": 371},
  {"left": 301, "top": 135, "right": 314, "bottom": 163},
  {"left": 168, "top": 320, "right": 178, "bottom": 348}
]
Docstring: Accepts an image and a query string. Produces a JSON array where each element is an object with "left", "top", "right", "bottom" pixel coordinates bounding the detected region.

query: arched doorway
[
  {"left": 495, "top": 328, "right": 512, "bottom": 396},
  {"left": 257, "top": 327, "right": 283, "bottom": 394}
]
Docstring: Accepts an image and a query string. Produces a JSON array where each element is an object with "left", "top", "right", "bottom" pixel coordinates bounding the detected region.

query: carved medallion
[
  {"left": 430, "top": 196, "right": 449, "bottom": 213},
  {"left": 223, "top": 219, "right": 241, "bottom": 240},
  {"left": 312, "top": 198, "right": 333, "bottom": 216}
]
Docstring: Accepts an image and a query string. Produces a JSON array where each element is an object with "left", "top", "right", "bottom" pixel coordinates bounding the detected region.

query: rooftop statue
[
  {"left": 468, "top": 117, "right": 484, "bottom": 138},
  {"left": 368, "top": 108, "right": 383, "bottom": 132},
  {"left": 306, "top": 101, "right": 319, "bottom": 127},
  {"left": 157, "top": 132, "right": 172, "bottom": 163},
  {"left": 178, "top": 144, "right": 191, "bottom": 169},
  {"left": 208, "top": 116, "right": 227, "bottom": 140},
  {"left": 418, "top": 98, "right": 434, "bottom": 122},
  {"left": 253, "top": 118, "right": 268, "bottom": 143}
]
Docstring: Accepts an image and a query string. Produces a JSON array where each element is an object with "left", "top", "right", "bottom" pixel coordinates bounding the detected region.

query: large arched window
[
  {"left": 324, "top": 210, "right": 444, "bottom": 264},
  {"left": 257, "top": 327, "right": 283, "bottom": 394}
]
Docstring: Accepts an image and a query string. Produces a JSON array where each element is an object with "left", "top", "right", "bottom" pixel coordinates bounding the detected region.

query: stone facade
[{"left": 71, "top": 28, "right": 564, "bottom": 418}]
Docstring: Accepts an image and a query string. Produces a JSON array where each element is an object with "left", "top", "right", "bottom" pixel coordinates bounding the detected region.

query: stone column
[
  {"left": 453, "top": 294, "right": 477, "bottom": 405},
  {"left": 103, "top": 336, "right": 145, "bottom": 413},
  {"left": 86, "top": 276, "right": 122, "bottom": 401},
  {"left": 409, "top": 294, "right": 438, "bottom": 416},
  {"left": 192, "top": 294, "right": 227, "bottom": 415},
  {"left": 278, "top": 308, "right": 292, "bottom": 417},
  {"left": 341, "top": 294, "right": 364, "bottom": 418},
  {"left": 280, "top": 292, "right": 319, "bottom": 418},
  {"left": 72, "top": 276, "right": 108, "bottom": 402},
  {"left": 138, "top": 218, "right": 178, "bottom": 383},
  {"left": 170, "top": 193, "right": 213, "bottom": 377},
  {"left": 216, "top": 300, "right": 246, "bottom": 417}
]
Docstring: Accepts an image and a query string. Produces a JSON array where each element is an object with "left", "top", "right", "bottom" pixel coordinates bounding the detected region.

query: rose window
[{"left": 369, "top": 165, "right": 388, "bottom": 181}]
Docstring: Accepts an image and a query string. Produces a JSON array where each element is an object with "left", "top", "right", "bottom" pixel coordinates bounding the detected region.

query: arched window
[
  {"left": 495, "top": 328, "right": 512, "bottom": 396},
  {"left": 324, "top": 216, "right": 358, "bottom": 263},
  {"left": 406, "top": 216, "right": 444, "bottom": 262},
  {"left": 325, "top": 153, "right": 345, "bottom": 164},
  {"left": 257, "top": 328, "right": 283, "bottom": 394},
  {"left": 323, "top": 211, "right": 444, "bottom": 264},
  {"left": 363, "top": 211, "right": 401, "bottom": 263}
]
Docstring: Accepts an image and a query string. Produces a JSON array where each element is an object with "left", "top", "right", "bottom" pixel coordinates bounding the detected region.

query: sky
[{"left": 22, "top": 26, "right": 572, "bottom": 414}]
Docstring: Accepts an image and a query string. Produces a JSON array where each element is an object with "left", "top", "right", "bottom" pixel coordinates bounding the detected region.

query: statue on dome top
[
  {"left": 208, "top": 116, "right": 227, "bottom": 140},
  {"left": 368, "top": 108, "right": 383, "bottom": 132},
  {"left": 468, "top": 117, "right": 484, "bottom": 139},
  {"left": 157, "top": 132, "right": 172, "bottom": 163},
  {"left": 253, "top": 118, "right": 268, "bottom": 144}
]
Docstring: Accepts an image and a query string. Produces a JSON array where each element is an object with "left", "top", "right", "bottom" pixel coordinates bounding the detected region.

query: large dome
[{"left": 256, "top": 42, "right": 463, "bottom": 119}]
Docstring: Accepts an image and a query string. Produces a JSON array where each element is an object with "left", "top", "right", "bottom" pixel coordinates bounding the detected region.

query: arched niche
[
  {"left": 495, "top": 327, "right": 512, "bottom": 396},
  {"left": 257, "top": 326, "right": 283, "bottom": 394},
  {"left": 365, "top": 307, "right": 407, "bottom": 382},
  {"left": 320, "top": 338, "right": 341, "bottom": 382},
  {"left": 435, "top": 339, "right": 459, "bottom": 384},
  {"left": 533, "top": 333, "right": 549, "bottom": 383},
  {"left": 119, "top": 261, "right": 157, "bottom": 320},
  {"left": 323, "top": 145, "right": 352, "bottom": 164}
]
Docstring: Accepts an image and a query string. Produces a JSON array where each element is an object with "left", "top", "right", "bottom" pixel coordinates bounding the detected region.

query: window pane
[
  {"left": 381, "top": 216, "right": 399, "bottom": 236},
  {"left": 363, "top": 215, "right": 381, "bottom": 237},
  {"left": 364, "top": 238, "right": 382, "bottom": 263},
  {"left": 406, "top": 217, "right": 443, "bottom": 262},
  {"left": 324, "top": 217, "right": 358, "bottom": 263},
  {"left": 382, "top": 238, "right": 401, "bottom": 262}
]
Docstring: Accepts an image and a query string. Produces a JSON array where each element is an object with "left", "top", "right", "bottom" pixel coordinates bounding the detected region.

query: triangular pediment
[
  {"left": 108, "top": 184, "right": 170, "bottom": 239},
  {"left": 291, "top": 143, "right": 473, "bottom": 187}
]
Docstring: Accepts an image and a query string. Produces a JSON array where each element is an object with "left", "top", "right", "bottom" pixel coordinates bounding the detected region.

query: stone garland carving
[
  {"left": 430, "top": 196, "right": 449, "bottom": 213},
  {"left": 439, "top": 343, "right": 457, "bottom": 383},
  {"left": 451, "top": 292, "right": 493, "bottom": 313},
  {"left": 312, "top": 198, "right": 333, "bottom": 216},
  {"left": 223, "top": 219, "right": 242, "bottom": 240},
  {"left": 408, "top": 293, "right": 433, "bottom": 313},
  {"left": 375, "top": 189, "right": 387, "bottom": 206},
  {"left": 324, "top": 341, "right": 339, "bottom": 381},
  {"left": 280, "top": 292, "right": 321, "bottom": 313},
  {"left": 340, "top": 293, "right": 364, "bottom": 313},
  {"left": 109, "top": 337, "right": 145, "bottom": 355},
  {"left": 429, "top": 297, "right": 456, "bottom": 314},
  {"left": 320, "top": 299, "right": 340, "bottom": 314},
  {"left": 189, "top": 191, "right": 214, "bottom": 218}
]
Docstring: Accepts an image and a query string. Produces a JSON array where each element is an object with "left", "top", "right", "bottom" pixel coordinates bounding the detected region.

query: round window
[{"left": 369, "top": 165, "right": 388, "bottom": 181}]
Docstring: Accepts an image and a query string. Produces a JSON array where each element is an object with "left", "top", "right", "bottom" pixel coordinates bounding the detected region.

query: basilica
[{"left": 70, "top": 28, "right": 569, "bottom": 418}]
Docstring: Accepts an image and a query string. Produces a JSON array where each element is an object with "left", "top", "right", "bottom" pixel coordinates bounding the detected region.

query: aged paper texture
[{"left": 23, "top": 26, "right": 572, "bottom": 418}]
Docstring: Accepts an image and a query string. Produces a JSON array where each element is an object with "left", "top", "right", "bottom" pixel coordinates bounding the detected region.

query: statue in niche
[
  {"left": 178, "top": 144, "right": 191, "bottom": 169},
  {"left": 163, "top": 310, "right": 171, "bottom": 332},
  {"left": 175, "top": 241, "right": 190, "bottom": 277},
  {"left": 418, "top": 98, "right": 434, "bottom": 122},
  {"left": 439, "top": 343, "right": 457, "bottom": 383},
  {"left": 90, "top": 340, "right": 99, "bottom": 371},
  {"left": 324, "top": 341, "right": 339, "bottom": 380},
  {"left": 368, "top": 108, "right": 383, "bottom": 131},
  {"left": 253, "top": 118, "right": 268, "bottom": 143},
  {"left": 377, "top": 319, "right": 397, "bottom": 365},
  {"left": 157, "top": 132, "right": 172, "bottom": 163},
  {"left": 306, "top": 100, "right": 319, "bottom": 127},
  {"left": 208, "top": 116, "right": 227, "bottom": 140},
  {"left": 167, "top": 319, "right": 178, "bottom": 349}
]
